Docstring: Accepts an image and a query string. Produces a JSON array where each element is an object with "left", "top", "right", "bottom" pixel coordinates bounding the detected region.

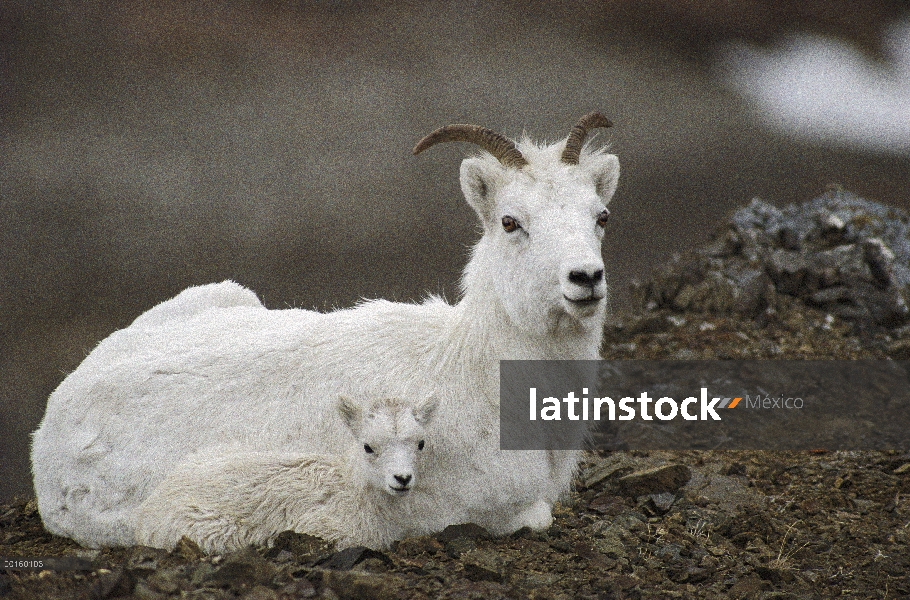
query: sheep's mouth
[
  {"left": 389, "top": 485, "right": 411, "bottom": 495},
  {"left": 563, "top": 294, "right": 603, "bottom": 306}
]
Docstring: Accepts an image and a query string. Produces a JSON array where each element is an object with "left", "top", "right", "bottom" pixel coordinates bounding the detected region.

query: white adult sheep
[
  {"left": 31, "top": 112, "right": 620, "bottom": 548},
  {"left": 133, "top": 396, "right": 437, "bottom": 553}
]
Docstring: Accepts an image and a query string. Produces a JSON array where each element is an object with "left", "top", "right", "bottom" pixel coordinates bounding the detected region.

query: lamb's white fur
[
  {"left": 31, "top": 134, "right": 619, "bottom": 548},
  {"left": 132, "top": 396, "right": 437, "bottom": 553}
]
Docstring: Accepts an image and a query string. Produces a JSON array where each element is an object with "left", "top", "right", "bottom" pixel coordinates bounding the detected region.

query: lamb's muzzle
[{"left": 391, "top": 473, "right": 412, "bottom": 494}]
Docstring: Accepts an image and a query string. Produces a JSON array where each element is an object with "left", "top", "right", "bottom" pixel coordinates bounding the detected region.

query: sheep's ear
[
  {"left": 586, "top": 153, "right": 620, "bottom": 202},
  {"left": 413, "top": 395, "right": 439, "bottom": 425},
  {"left": 337, "top": 396, "right": 362, "bottom": 433},
  {"left": 460, "top": 157, "right": 505, "bottom": 223}
]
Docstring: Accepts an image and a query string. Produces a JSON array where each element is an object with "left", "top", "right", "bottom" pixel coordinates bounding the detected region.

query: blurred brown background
[{"left": 2, "top": 0, "right": 909, "bottom": 502}]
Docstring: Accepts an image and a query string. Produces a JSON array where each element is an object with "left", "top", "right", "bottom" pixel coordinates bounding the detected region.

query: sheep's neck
[{"left": 450, "top": 277, "right": 604, "bottom": 364}]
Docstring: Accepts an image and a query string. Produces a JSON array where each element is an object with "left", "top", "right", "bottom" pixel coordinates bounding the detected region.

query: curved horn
[
  {"left": 412, "top": 124, "right": 528, "bottom": 169},
  {"left": 560, "top": 112, "right": 613, "bottom": 165}
]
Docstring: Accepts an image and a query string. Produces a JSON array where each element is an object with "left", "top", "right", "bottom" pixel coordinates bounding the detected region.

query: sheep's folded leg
[{"left": 510, "top": 499, "right": 553, "bottom": 531}]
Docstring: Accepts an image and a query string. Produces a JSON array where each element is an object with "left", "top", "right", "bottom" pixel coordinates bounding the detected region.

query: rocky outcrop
[{"left": 637, "top": 189, "right": 910, "bottom": 327}]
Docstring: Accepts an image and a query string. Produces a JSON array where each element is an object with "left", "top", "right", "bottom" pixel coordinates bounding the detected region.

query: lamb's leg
[
  {"left": 136, "top": 489, "right": 265, "bottom": 554},
  {"left": 133, "top": 456, "right": 266, "bottom": 554},
  {"left": 509, "top": 499, "right": 553, "bottom": 531}
]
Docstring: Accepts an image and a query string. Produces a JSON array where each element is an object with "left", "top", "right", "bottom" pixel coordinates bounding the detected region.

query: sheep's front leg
[{"left": 510, "top": 499, "right": 553, "bottom": 531}]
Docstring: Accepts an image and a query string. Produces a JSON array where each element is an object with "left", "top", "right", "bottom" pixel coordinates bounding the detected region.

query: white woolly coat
[
  {"left": 33, "top": 281, "right": 584, "bottom": 547},
  {"left": 132, "top": 449, "right": 424, "bottom": 553},
  {"left": 31, "top": 140, "right": 618, "bottom": 548}
]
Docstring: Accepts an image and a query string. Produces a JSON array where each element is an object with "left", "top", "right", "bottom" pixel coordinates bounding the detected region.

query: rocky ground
[{"left": 3, "top": 190, "right": 910, "bottom": 599}]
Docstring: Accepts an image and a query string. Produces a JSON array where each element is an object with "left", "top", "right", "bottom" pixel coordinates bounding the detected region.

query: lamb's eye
[
  {"left": 501, "top": 216, "right": 520, "bottom": 233},
  {"left": 364, "top": 444, "right": 374, "bottom": 454},
  {"left": 596, "top": 209, "right": 610, "bottom": 228},
  {"left": 418, "top": 440, "right": 425, "bottom": 451}
]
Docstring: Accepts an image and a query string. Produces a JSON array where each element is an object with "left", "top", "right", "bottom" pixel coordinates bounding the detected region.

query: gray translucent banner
[{"left": 499, "top": 360, "right": 910, "bottom": 450}]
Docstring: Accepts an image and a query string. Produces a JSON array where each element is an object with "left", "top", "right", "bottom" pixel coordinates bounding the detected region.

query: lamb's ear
[
  {"left": 586, "top": 153, "right": 620, "bottom": 202},
  {"left": 460, "top": 157, "right": 505, "bottom": 224},
  {"left": 413, "top": 395, "right": 439, "bottom": 425},
  {"left": 337, "top": 396, "right": 362, "bottom": 434}
]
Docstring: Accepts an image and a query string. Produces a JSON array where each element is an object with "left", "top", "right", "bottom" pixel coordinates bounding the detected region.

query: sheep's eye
[
  {"left": 596, "top": 209, "right": 610, "bottom": 228},
  {"left": 501, "top": 216, "right": 520, "bottom": 233},
  {"left": 418, "top": 440, "right": 425, "bottom": 451},
  {"left": 364, "top": 444, "right": 374, "bottom": 454}
]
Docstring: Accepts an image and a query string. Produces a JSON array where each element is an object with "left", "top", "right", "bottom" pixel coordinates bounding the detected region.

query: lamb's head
[
  {"left": 414, "top": 113, "right": 620, "bottom": 335},
  {"left": 337, "top": 396, "right": 438, "bottom": 497}
]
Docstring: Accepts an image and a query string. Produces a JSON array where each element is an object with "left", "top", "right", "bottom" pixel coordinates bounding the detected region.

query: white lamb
[
  {"left": 31, "top": 113, "right": 620, "bottom": 548},
  {"left": 132, "top": 396, "right": 437, "bottom": 553}
]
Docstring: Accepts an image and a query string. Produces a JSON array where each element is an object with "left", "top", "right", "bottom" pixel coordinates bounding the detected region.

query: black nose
[
  {"left": 394, "top": 474, "right": 412, "bottom": 486},
  {"left": 568, "top": 269, "right": 604, "bottom": 287}
]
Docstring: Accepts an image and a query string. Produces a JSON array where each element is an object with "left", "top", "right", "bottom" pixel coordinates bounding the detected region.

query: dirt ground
[{"left": 2, "top": 295, "right": 909, "bottom": 599}]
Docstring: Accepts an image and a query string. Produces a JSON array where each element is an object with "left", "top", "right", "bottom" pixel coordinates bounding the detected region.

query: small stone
[
  {"left": 810, "top": 286, "right": 854, "bottom": 306},
  {"left": 667, "top": 314, "right": 686, "bottom": 327},
  {"left": 320, "top": 570, "right": 399, "bottom": 600},
  {"left": 863, "top": 238, "right": 896, "bottom": 288},
  {"left": 729, "top": 267, "right": 772, "bottom": 314},
  {"left": 672, "top": 285, "right": 696, "bottom": 310},
  {"left": 755, "top": 566, "right": 795, "bottom": 584},
  {"left": 819, "top": 212, "right": 846, "bottom": 234},
  {"left": 242, "top": 585, "right": 279, "bottom": 600},
  {"left": 581, "top": 455, "right": 636, "bottom": 488},
  {"left": 592, "top": 536, "right": 627, "bottom": 559},
  {"left": 280, "top": 578, "right": 317, "bottom": 598},
  {"left": 461, "top": 549, "right": 509, "bottom": 583},
  {"left": 435, "top": 523, "right": 492, "bottom": 542},
  {"left": 355, "top": 558, "right": 390, "bottom": 573},
  {"left": 648, "top": 492, "right": 676, "bottom": 514},
  {"left": 444, "top": 537, "right": 476, "bottom": 559},
  {"left": 655, "top": 543, "right": 683, "bottom": 562},
  {"left": 614, "top": 464, "right": 691, "bottom": 497},
  {"left": 573, "top": 540, "right": 599, "bottom": 560},
  {"left": 689, "top": 474, "right": 764, "bottom": 511},
  {"left": 126, "top": 546, "right": 168, "bottom": 576},
  {"left": 680, "top": 566, "right": 710, "bottom": 583},
  {"left": 91, "top": 567, "right": 136, "bottom": 599},
  {"left": 767, "top": 250, "right": 809, "bottom": 296},
  {"left": 700, "top": 554, "right": 720, "bottom": 569},
  {"left": 189, "top": 562, "right": 215, "bottom": 586},
  {"left": 172, "top": 536, "right": 205, "bottom": 562},
  {"left": 393, "top": 536, "right": 444, "bottom": 556},
  {"left": 886, "top": 340, "right": 910, "bottom": 360},
  {"left": 133, "top": 581, "right": 167, "bottom": 600},
  {"left": 589, "top": 494, "right": 627, "bottom": 516},
  {"left": 779, "top": 226, "right": 801, "bottom": 250},
  {"left": 266, "top": 531, "right": 335, "bottom": 563},
  {"left": 145, "top": 570, "right": 181, "bottom": 594},
  {"left": 317, "top": 547, "right": 391, "bottom": 571},
  {"left": 206, "top": 547, "right": 277, "bottom": 586}
]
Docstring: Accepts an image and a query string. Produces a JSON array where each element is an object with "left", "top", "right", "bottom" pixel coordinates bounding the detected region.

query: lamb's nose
[
  {"left": 568, "top": 269, "right": 604, "bottom": 287},
  {"left": 394, "top": 474, "right": 412, "bottom": 486}
]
